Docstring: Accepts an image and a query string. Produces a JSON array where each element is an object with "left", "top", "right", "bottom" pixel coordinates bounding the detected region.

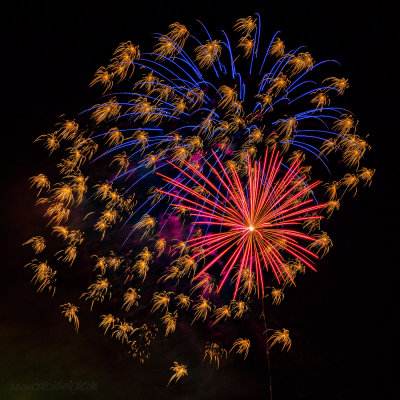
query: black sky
[{"left": 1, "top": 1, "right": 397, "bottom": 399}]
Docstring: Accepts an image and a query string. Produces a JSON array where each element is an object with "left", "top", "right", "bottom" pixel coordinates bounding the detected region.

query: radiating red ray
[{"left": 158, "top": 148, "right": 327, "bottom": 299}]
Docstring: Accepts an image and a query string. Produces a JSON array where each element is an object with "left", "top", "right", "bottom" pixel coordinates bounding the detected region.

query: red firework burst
[{"left": 158, "top": 148, "right": 327, "bottom": 299}]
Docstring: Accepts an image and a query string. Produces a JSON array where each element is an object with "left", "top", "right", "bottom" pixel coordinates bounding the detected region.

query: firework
[
  {"left": 23, "top": 13, "right": 373, "bottom": 384},
  {"left": 161, "top": 310, "right": 178, "bottom": 336},
  {"left": 268, "top": 328, "right": 292, "bottom": 351},
  {"left": 269, "top": 287, "right": 284, "bottom": 305},
  {"left": 99, "top": 314, "right": 117, "bottom": 334},
  {"left": 203, "top": 342, "right": 228, "bottom": 369},
  {"left": 60, "top": 303, "right": 79, "bottom": 332},
  {"left": 230, "top": 338, "right": 251, "bottom": 359},
  {"left": 158, "top": 148, "right": 327, "bottom": 298},
  {"left": 151, "top": 291, "right": 173, "bottom": 313},
  {"left": 23, "top": 236, "right": 46, "bottom": 254},
  {"left": 24, "top": 259, "right": 56, "bottom": 295},
  {"left": 212, "top": 304, "right": 231, "bottom": 325},
  {"left": 167, "top": 362, "right": 188, "bottom": 386},
  {"left": 122, "top": 288, "right": 141, "bottom": 311}
]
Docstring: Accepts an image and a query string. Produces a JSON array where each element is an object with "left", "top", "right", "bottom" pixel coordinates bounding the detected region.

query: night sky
[{"left": 1, "top": 1, "right": 396, "bottom": 399}]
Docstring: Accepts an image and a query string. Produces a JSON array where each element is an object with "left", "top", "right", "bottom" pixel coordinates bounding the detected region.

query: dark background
[{"left": 1, "top": 1, "right": 396, "bottom": 399}]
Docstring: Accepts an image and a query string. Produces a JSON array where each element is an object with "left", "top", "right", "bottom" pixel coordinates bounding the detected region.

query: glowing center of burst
[{"left": 249, "top": 225, "right": 254, "bottom": 232}]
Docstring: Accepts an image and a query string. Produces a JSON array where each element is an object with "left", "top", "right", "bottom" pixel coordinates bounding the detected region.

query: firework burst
[
  {"left": 158, "top": 148, "right": 326, "bottom": 298},
  {"left": 22, "top": 13, "right": 374, "bottom": 385}
]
